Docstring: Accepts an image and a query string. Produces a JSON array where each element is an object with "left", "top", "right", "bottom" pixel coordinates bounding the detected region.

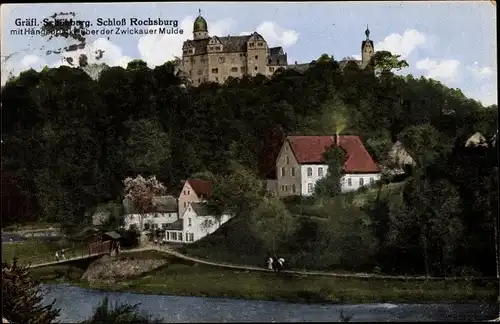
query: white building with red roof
[{"left": 275, "top": 135, "right": 381, "bottom": 196}]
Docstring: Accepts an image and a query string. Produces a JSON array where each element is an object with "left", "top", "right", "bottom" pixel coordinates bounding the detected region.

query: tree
[
  {"left": 314, "top": 146, "right": 347, "bottom": 197},
  {"left": 397, "top": 123, "right": 453, "bottom": 169},
  {"left": 372, "top": 50, "right": 409, "bottom": 75},
  {"left": 123, "top": 118, "right": 171, "bottom": 176},
  {"left": 387, "top": 178, "right": 462, "bottom": 276},
  {"left": 250, "top": 196, "right": 296, "bottom": 254},
  {"left": 2, "top": 258, "right": 60, "bottom": 324},
  {"left": 81, "top": 296, "right": 161, "bottom": 324},
  {"left": 123, "top": 175, "right": 166, "bottom": 230}
]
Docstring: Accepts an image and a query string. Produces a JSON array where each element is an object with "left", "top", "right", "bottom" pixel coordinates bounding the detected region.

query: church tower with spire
[{"left": 361, "top": 25, "right": 374, "bottom": 68}]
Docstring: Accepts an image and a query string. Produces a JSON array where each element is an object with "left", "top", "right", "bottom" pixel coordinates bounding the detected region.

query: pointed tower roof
[{"left": 193, "top": 9, "right": 208, "bottom": 32}]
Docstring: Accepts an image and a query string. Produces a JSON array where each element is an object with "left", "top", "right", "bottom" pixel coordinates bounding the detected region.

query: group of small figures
[
  {"left": 266, "top": 256, "right": 286, "bottom": 272},
  {"left": 54, "top": 249, "right": 68, "bottom": 261}
]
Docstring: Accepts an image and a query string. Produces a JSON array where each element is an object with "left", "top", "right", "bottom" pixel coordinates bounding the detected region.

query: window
[
  {"left": 241, "top": 66, "right": 246, "bottom": 72},
  {"left": 307, "top": 183, "right": 313, "bottom": 193},
  {"left": 144, "top": 223, "right": 150, "bottom": 230},
  {"left": 215, "top": 46, "right": 221, "bottom": 50},
  {"left": 240, "top": 53, "right": 245, "bottom": 57},
  {"left": 189, "top": 233, "right": 194, "bottom": 241},
  {"left": 183, "top": 50, "right": 187, "bottom": 55},
  {"left": 291, "top": 167, "right": 295, "bottom": 177},
  {"left": 231, "top": 67, "right": 238, "bottom": 72},
  {"left": 166, "top": 232, "right": 170, "bottom": 240},
  {"left": 268, "top": 59, "right": 272, "bottom": 65},
  {"left": 218, "top": 57, "right": 225, "bottom": 63},
  {"left": 318, "top": 167, "right": 324, "bottom": 177},
  {"left": 359, "top": 178, "right": 364, "bottom": 186},
  {"left": 198, "top": 78, "right": 201, "bottom": 84},
  {"left": 269, "top": 67, "right": 275, "bottom": 72},
  {"left": 307, "top": 167, "right": 312, "bottom": 177},
  {"left": 255, "top": 55, "right": 259, "bottom": 60},
  {"left": 370, "top": 177, "right": 374, "bottom": 184},
  {"left": 249, "top": 42, "right": 255, "bottom": 47},
  {"left": 292, "top": 184, "right": 296, "bottom": 193},
  {"left": 258, "top": 42, "right": 263, "bottom": 46},
  {"left": 187, "top": 189, "right": 190, "bottom": 195},
  {"left": 184, "top": 201, "right": 187, "bottom": 207},
  {"left": 277, "top": 59, "right": 280, "bottom": 65},
  {"left": 254, "top": 66, "right": 258, "bottom": 71},
  {"left": 347, "top": 178, "right": 352, "bottom": 186},
  {"left": 284, "top": 145, "right": 288, "bottom": 151},
  {"left": 212, "top": 68, "right": 219, "bottom": 73},
  {"left": 178, "top": 232, "right": 183, "bottom": 241},
  {"left": 286, "top": 156, "right": 290, "bottom": 164},
  {"left": 281, "top": 185, "right": 285, "bottom": 192},
  {"left": 209, "top": 46, "right": 214, "bottom": 50},
  {"left": 281, "top": 167, "right": 285, "bottom": 177},
  {"left": 284, "top": 185, "right": 288, "bottom": 192},
  {"left": 162, "top": 223, "right": 168, "bottom": 229},
  {"left": 188, "top": 218, "right": 192, "bottom": 226}
]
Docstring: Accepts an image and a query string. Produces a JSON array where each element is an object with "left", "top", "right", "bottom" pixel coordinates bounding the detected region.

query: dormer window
[
  {"left": 258, "top": 42, "right": 263, "bottom": 46},
  {"left": 249, "top": 42, "right": 254, "bottom": 47},
  {"left": 209, "top": 46, "right": 214, "bottom": 50},
  {"left": 215, "top": 46, "right": 221, "bottom": 50}
]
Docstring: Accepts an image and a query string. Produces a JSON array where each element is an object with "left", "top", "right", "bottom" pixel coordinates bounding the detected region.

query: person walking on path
[{"left": 55, "top": 251, "right": 59, "bottom": 261}]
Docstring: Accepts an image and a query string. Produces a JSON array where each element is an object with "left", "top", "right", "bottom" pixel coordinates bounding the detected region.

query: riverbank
[{"left": 28, "top": 251, "right": 497, "bottom": 305}]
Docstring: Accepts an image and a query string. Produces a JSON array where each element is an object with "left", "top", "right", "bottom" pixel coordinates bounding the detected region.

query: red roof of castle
[
  {"left": 286, "top": 135, "right": 381, "bottom": 173},
  {"left": 186, "top": 179, "right": 212, "bottom": 197}
]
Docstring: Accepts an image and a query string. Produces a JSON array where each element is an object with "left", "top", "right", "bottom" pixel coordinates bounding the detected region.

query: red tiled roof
[
  {"left": 287, "top": 135, "right": 381, "bottom": 173},
  {"left": 187, "top": 178, "right": 212, "bottom": 197}
]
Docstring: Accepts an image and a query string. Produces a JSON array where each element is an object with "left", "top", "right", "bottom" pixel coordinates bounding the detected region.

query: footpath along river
[{"left": 41, "top": 284, "right": 497, "bottom": 322}]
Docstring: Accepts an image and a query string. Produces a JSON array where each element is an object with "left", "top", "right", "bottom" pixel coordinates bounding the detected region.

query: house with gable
[
  {"left": 123, "top": 195, "right": 178, "bottom": 231},
  {"left": 275, "top": 134, "right": 382, "bottom": 197},
  {"left": 178, "top": 178, "right": 212, "bottom": 216},
  {"left": 166, "top": 202, "right": 232, "bottom": 243}
]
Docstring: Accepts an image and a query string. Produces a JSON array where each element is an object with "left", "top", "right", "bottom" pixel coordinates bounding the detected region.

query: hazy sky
[{"left": 1, "top": 2, "right": 496, "bottom": 106}]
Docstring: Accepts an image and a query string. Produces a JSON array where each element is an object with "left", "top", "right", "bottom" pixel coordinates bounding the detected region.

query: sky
[{"left": 1, "top": 2, "right": 497, "bottom": 106}]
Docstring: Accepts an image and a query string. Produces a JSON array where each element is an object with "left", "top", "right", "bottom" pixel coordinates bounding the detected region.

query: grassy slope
[{"left": 185, "top": 182, "right": 406, "bottom": 268}]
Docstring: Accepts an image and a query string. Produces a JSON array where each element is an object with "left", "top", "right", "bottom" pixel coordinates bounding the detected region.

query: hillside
[{"left": 2, "top": 53, "right": 498, "bottom": 277}]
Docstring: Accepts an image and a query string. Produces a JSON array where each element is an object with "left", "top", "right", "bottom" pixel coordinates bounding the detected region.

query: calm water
[{"left": 42, "top": 284, "right": 497, "bottom": 322}]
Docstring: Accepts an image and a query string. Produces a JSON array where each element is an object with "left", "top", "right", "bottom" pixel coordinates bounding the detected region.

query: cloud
[
  {"left": 467, "top": 62, "right": 494, "bottom": 79},
  {"left": 415, "top": 58, "right": 460, "bottom": 83},
  {"left": 254, "top": 22, "right": 299, "bottom": 47},
  {"left": 375, "top": 29, "right": 426, "bottom": 58}
]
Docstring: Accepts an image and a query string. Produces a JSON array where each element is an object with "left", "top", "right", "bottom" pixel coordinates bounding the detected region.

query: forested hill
[{"left": 1, "top": 54, "right": 497, "bottom": 228}]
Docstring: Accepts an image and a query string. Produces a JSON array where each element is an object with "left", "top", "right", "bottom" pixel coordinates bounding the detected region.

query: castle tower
[
  {"left": 361, "top": 25, "right": 374, "bottom": 68},
  {"left": 193, "top": 9, "right": 209, "bottom": 40}
]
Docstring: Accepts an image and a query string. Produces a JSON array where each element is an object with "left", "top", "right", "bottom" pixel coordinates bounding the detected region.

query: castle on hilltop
[{"left": 178, "top": 11, "right": 375, "bottom": 86}]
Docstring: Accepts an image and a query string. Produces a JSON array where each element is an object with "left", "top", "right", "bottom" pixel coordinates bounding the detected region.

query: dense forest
[{"left": 1, "top": 52, "right": 498, "bottom": 276}]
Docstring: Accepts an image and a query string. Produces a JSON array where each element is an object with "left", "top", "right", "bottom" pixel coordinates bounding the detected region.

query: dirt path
[{"left": 126, "top": 246, "right": 495, "bottom": 281}]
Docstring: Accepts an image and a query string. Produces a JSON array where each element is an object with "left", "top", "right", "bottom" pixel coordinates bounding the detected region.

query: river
[{"left": 41, "top": 284, "right": 497, "bottom": 322}]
